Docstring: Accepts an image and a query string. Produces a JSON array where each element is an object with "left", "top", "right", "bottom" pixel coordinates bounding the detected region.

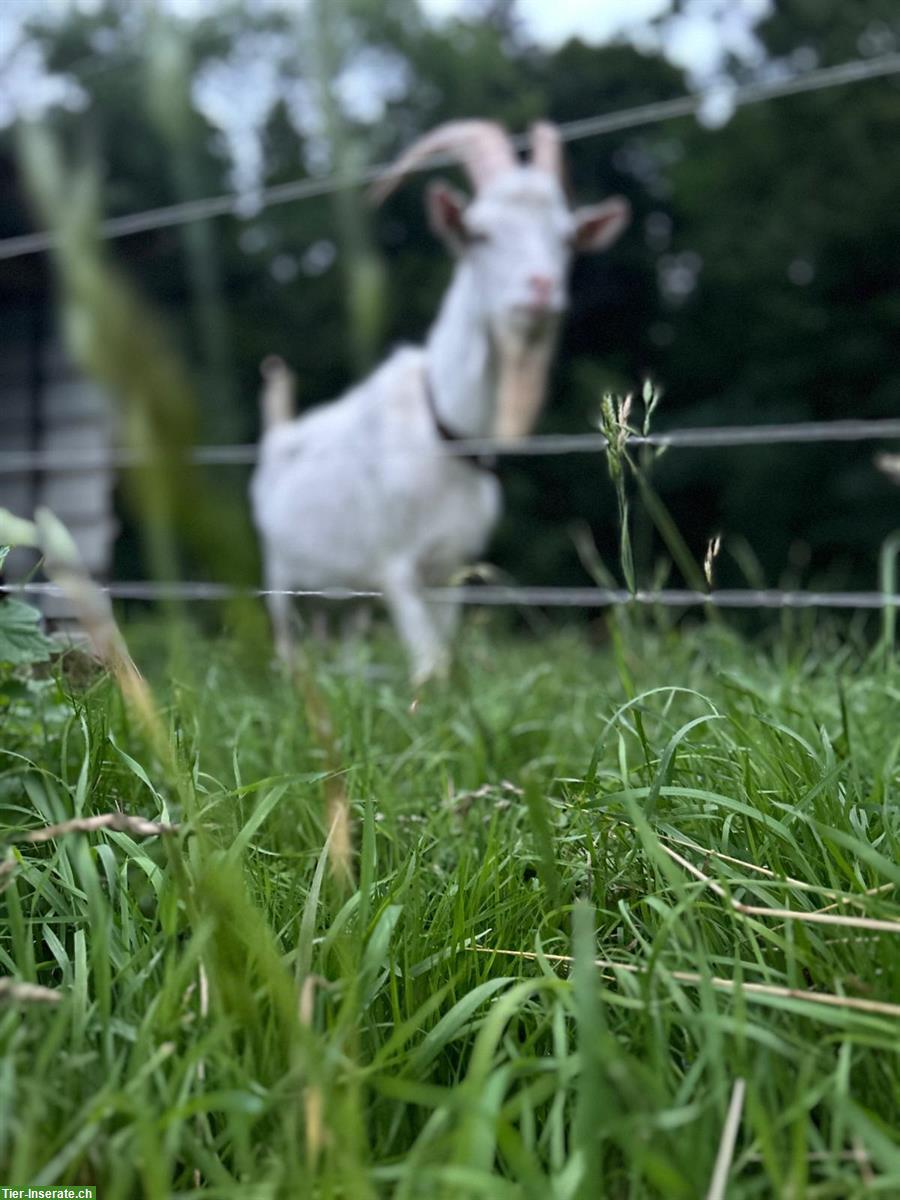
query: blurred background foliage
[{"left": 1, "top": 0, "right": 898, "bottom": 597}]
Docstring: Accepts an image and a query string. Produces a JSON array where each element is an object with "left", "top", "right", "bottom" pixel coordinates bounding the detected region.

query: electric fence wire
[
  {"left": 1, "top": 52, "right": 898, "bottom": 261},
  {"left": 1, "top": 418, "right": 899, "bottom": 476},
  {"left": 8, "top": 581, "right": 900, "bottom": 610}
]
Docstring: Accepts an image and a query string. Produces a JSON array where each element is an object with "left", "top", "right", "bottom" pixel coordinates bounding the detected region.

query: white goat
[{"left": 251, "top": 120, "right": 629, "bottom": 682}]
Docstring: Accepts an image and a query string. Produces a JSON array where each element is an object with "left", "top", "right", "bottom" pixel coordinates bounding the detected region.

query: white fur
[
  {"left": 251, "top": 345, "right": 500, "bottom": 681},
  {"left": 251, "top": 158, "right": 629, "bottom": 682}
]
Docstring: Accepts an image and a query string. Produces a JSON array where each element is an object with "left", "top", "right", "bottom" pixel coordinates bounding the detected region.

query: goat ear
[
  {"left": 573, "top": 197, "right": 631, "bottom": 253},
  {"left": 426, "top": 180, "right": 470, "bottom": 247}
]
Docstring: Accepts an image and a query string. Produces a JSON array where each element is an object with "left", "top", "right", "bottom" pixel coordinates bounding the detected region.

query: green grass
[{"left": 2, "top": 615, "right": 899, "bottom": 1198}]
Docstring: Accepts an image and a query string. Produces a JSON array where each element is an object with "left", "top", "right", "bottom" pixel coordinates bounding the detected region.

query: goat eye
[{"left": 465, "top": 229, "right": 490, "bottom": 245}]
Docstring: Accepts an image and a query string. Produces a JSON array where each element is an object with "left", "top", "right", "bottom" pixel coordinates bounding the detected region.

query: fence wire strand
[
  {"left": 8, "top": 581, "right": 900, "bottom": 611},
  {"left": 2, "top": 418, "right": 899, "bottom": 476},
  {"left": 1, "top": 52, "right": 898, "bottom": 262}
]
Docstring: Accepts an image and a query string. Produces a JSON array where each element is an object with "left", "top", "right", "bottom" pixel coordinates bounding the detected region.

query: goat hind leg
[
  {"left": 264, "top": 557, "right": 297, "bottom": 667},
  {"left": 343, "top": 602, "right": 373, "bottom": 640}
]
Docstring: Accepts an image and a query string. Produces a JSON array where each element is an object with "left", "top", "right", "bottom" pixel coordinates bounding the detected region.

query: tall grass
[{"left": 2, "top": 615, "right": 899, "bottom": 1197}]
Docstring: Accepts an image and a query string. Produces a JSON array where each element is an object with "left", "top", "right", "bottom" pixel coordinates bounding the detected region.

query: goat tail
[{"left": 259, "top": 355, "right": 297, "bottom": 430}]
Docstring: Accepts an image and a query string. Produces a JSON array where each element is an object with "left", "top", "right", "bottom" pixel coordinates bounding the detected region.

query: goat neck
[
  {"left": 424, "top": 260, "right": 497, "bottom": 439},
  {"left": 425, "top": 261, "right": 558, "bottom": 442},
  {"left": 491, "top": 321, "right": 558, "bottom": 442}
]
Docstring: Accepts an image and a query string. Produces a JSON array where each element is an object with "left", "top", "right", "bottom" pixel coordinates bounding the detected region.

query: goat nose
[{"left": 528, "top": 274, "right": 554, "bottom": 302}]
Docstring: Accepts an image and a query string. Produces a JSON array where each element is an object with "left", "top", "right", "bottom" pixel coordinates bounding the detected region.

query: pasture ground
[{"left": 2, "top": 613, "right": 899, "bottom": 1197}]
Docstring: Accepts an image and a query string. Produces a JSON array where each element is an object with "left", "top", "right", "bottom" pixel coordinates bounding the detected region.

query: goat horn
[
  {"left": 370, "top": 120, "right": 516, "bottom": 205},
  {"left": 530, "top": 121, "right": 562, "bottom": 179}
]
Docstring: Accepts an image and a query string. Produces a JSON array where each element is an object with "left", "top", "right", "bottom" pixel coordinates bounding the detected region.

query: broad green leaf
[{"left": 0, "top": 598, "right": 54, "bottom": 665}]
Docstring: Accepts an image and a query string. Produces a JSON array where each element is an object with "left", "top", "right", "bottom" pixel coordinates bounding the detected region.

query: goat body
[
  {"left": 251, "top": 347, "right": 499, "bottom": 680},
  {"left": 251, "top": 120, "right": 629, "bottom": 682}
]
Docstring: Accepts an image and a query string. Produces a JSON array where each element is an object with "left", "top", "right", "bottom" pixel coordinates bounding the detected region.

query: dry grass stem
[
  {"left": 658, "top": 841, "right": 900, "bottom": 933},
  {"left": 660, "top": 840, "right": 729, "bottom": 897},
  {"left": 194, "top": 962, "right": 210, "bottom": 1187},
  {"left": 0, "top": 977, "right": 62, "bottom": 1004},
  {"left": 198, "top": 962, "right": 209, "bottom": 1018},
  {"left": 298, "top": 966, "right": 327, "bottom": 1166},
  {"left": 0, "top": 857, "right": 18, "bottom": 892},
  {"left": 732, "top": 905, "right": 900, "bottom": 933},
  {"left": 812, "top": 882, "right": 895, "bottom": 915},
  {"left": 305, "top": 1085, "right": 327, "bottom": 1168},
  {"left": 852, "top": 1136, "right": 875, "bottom": 1184},
  {"left": 51, "top": 565, "right": 161, "bottom": 737},
  {"left": 18, "top": 812, "right": 178, "bottom": 843},
  {"left": 704, "top": 535, "right": 723, "bottom": 588},
  {"left": 469, "top": 946, "right": 900, "bottom": 1018},
  {"left": 326, "top": 792, "right": 354, "bottom": 889},
  {"left": 705, "top": 1076, "right": 746, "bottom": 1200},
  {"left": 299, "top": 973, "right": 326, "bottom": 1027},
  {"left": 660, "top": 832, "right": 894, "bottom": 906},
  {"left": 195, "top": 962, "right": 209, "bottom": 1083},
  {"left": 291, "top": 653, "right": 355, "bottom": 888},
  {"left": 745, "top": 1149, "right": 872, "bottom": 1165}
]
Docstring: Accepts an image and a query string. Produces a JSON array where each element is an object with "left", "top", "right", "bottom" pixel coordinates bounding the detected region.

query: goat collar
[{"left": 423, "top": 370, "right": 497, "bottom": 474}]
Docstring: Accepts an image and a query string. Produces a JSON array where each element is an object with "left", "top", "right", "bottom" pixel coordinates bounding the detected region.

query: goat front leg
[
  {"left": 267, "top": 590, "right": 295, "bottom": 667},
  {"left": 429, "top": 595, "right": 460, "bottom": 649},
  {"left": 382, "top": 562, "right": 449, "bottom": 686}
]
